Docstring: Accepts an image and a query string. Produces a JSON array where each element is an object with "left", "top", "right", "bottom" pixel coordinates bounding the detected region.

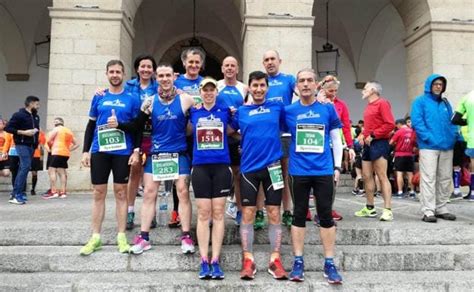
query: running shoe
[
  {"left": 306, "top": 209, "right": 312, "bottom": 221},
  {"left": 129, "top": 234, "right": 151, "bottom": 254},
  {"left": 20, "top": 193, "right": 28, "bottom": 201},
  {"left": 199, "top": 261, "right": 212, "bottom": 279},
  {"left": 450, "top": 192, "right": 464, "bottom": 201},
  {"left": 80, "top": 236, "right": 102, "bottom": 256},
  {"left": 289, "top": 258, "right": 304, "bottom": 282},
  {"left": 126, "top": 212, "right": 135, "bottom": 230},
  {"left": 254, "top": 210, "right": 265, "bottom": 230},
  {"left": 226, "top": 202, "right": 238, "bottom": 219},
  {"left": 30, "top": 190, "right": 36, "bottom": 196},
  {"left": 379, "top": 208, "right": 393, "bottom": 221},
  {"left": 181, "top": 234, "right": 195, "bottom": 254},
  {"left": 42, "top": 190, "right": 59, "bottom": 200},
  {"left": 117, "top": 233, "right": 130, "bottom": 254},
  {"left": 393, "top": 192, "right": 404, "bottom": 199},
  {"left": 235, "top": 210, "right": 242, "bottom": 226},
  {"left": 8, "top": 194, "right": 26, "bottom": 205},
  {"left": 354, "top": 206, "right": 377, "bottom": 218},
  {"left": 351, "top": 188, "right": 359, "bottom": 195},
  {"left": 374, "top": 191, "right": 382, "bottom": 197},
  {"left": 168, "top": 210, "right": 181, "bottom": 228},
  {"left": 324, "top": 262, "right": 343, "bottom": 284},
  {"left": 240, "top": 257, "right": 257, "bottom": 280},
  {"left": 210, "top": 261, "right": 225, "bottom": 279},
  {"left": 58, "top": 191, "right": 67, "bottom": 199},
  {"left": 268, "top": 257, "right": 288, "bottom": 280},
  {"left": 282, "top": 211, "right": 293, "bottom": 227},
  {"left": 332, "top": 210, "right": 343, "bottom": 221}
]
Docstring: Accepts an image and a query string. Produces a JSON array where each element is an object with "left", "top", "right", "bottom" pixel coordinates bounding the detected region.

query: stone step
[
  {"left": 2, "top": 221, "right": 474, "bottom": 246},
  {"left": 1, "top": 244, "right": 472, "bottom": 273},
  {"left": 1, "top": 271, "right": 474, "bottom": 291}
]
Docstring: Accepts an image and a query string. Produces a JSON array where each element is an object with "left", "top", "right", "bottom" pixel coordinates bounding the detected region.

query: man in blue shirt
[
  {"left": 262, "top": 50, "right": 296, "bottom": 227},
  {"left": 285, "top": 68, "right": 343, "bottom": 284},
  {"left": 79, "top": 60, "right": 140, "bottom": 256},
  {"left": 217, "top": 56, "right": 248, "bottom": 226},
  {"left": 234, "top": 71, "right": 288, "bottom": 281}
]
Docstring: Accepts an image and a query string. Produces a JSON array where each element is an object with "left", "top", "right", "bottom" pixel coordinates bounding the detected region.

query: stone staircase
[{"left": 1, "top": 174, "right": 474, "bottom": 291}]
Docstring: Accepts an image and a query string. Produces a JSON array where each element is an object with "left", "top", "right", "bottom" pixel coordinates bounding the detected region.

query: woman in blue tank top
[{"left": 189, "top": 77, "right": 235, "bottom": 280}]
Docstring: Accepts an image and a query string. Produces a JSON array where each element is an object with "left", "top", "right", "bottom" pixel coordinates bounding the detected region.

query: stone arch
[
  {"left": 390, "top": 0, "right": 432, "bottom": 34},
  {"left": 0, "top": 3, "right": 28, "bottom": 79}
]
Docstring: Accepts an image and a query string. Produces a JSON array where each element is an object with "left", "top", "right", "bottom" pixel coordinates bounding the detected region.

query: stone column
[
  {"left": 46, "top": 0, "right": 135, "bottom": 190},
  {"left": 242, "top": 0, "right": 314, "bottom": 79}
]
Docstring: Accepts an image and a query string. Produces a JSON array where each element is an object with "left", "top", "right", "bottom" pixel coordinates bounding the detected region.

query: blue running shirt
[
  {"left": 150, "top": 95, "right": 188, "bottom": 153},
  {"left": 216, "top": 80, "right": 245, "bottom": 110},
  {"left": 267, "top": 72, "right": 296, "bottom": 106},
  {"left": 285, "top": 100, "right": 342, "bottom": 176},
  {"left": 175, "top": 75, "right": 204, "bottom": 104},
  {"left": 190, "top": 105, "right": 232, "bottom": 165},
  {"left": 89, "top": 91, "right": 141, "bottom": 155},
  {"left": 233, "top": 100, "right": 285, "bottom": 173}
]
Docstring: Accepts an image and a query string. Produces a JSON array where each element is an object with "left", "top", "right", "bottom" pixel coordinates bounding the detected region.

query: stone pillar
[
  {"left": 242, "top": 0, "right": 314, "bottom": 79},
  {"left": 46, "top": 0, "right": 135, "bottom": 190}
]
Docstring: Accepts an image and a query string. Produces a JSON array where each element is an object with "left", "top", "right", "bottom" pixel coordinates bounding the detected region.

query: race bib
[
  {"left": 8, "top": 147, "right": 17, "bottom": 156},
  {"left": 196, "top": 120, "right": 224, "bottom": 150},
  {"left": 267, "top": 161, "right": 284, "bottom": 190},
  {"left": 98, "top": 125, "right": 126, "bottom": 152},
  {"left": 296, "top": 124, "right": 325, "bottom": 153},
  {"left": 192, "top": 96, "right": 203, "bottom": 105},
  {"left": 152, "top": 153, "right": 179, "bottom": 181}
]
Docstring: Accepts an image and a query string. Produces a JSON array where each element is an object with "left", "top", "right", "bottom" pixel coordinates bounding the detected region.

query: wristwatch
[{"left": 334, "top": 166, "right": 342, "bottom": 173}]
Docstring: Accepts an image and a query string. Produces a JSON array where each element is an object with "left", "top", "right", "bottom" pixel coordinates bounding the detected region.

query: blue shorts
[
  {"left": 144, "top": 152, "right": 191, "bottom": 176},
  {"left": 465, "top": 148, "right": 474, "bottom": 158},
  {"left": 362, "top": 139, "right": 390, "bottom": 162}
]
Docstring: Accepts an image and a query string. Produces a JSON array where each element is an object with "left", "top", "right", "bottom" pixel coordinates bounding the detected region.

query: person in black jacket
[{"left": 5, "top": 95, "right": 40, "bottom": 204}]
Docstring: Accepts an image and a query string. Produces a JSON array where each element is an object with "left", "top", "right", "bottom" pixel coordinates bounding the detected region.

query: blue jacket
[{"left": 410, "top": 74, "right": 457, "bottom": 150}]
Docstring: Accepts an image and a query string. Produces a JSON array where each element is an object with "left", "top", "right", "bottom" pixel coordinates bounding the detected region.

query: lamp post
[{"left": 315, "top": 0, "right": 339, "bottom": 77}]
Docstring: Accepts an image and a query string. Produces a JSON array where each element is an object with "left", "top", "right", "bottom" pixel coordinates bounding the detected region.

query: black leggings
[{"left": 289, "top": 175, "right": 335, "bottom": 228}]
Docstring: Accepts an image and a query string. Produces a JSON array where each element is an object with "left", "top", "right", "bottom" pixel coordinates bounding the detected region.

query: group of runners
[{"left": 77, "top": 47, "right": 353, "bottom": 284}]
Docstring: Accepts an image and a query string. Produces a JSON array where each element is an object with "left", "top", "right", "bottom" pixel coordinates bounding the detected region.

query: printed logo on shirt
[
  {"left": 267, "top": 96, "right": 283, "bottom": 103},
  {"left": 157, "top": 107, "right": 177, "bottom": 121},
  {"left": 269, "top": 80, "right": 283, "bottom": 86},
  {"left": 297, "top": 110, "right": 320, "bottom": 120},
  {"left": 222, "top": 89, "right": 239, "bottom": 95},
  {"left": 249, "top": 106, "right": 271, "bottom": 116},
  {"left": 182, "top": 84, "right": 199, "bottom": 95},
  {"left": 198, "top": 114, "right": 222, "bottom": 123},
  {"left": 102, "top": 99, "right": 126, "bottom": 108}
]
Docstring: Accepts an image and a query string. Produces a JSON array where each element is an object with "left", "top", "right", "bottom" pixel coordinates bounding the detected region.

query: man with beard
[{"left": 5, "top": 95, "right": 41, "bottom": 205}]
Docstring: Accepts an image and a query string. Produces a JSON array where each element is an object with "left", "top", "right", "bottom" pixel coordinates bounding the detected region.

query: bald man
[{"left": 217, "top": 56, "right": 248, "bottom": 226}]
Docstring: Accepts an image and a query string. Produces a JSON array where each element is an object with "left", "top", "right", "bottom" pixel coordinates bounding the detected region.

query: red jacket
[
  {"left": 362, "top": 97, "right": 395, "bottom": 139},
  {"left": 333, "top": 97, "right": 353, "bottom": 147}
]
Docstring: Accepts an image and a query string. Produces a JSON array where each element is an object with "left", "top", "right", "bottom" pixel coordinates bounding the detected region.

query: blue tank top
[
  {"left": 150, "top": 95, "right": 187, "bottom": 153},
  {"left": 190, "top": 105, "right": 231, "bottom": 165}
]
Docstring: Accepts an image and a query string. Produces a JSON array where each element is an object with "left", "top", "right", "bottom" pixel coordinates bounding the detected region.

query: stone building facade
[{"left": 0, "top": 0, "right": 473, "bottom": 190}]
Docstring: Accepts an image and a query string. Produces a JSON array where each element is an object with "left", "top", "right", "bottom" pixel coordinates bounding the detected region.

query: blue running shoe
[
  {"left": 289, "top": 259, "right": 304, "bottom": 282},
  {"left": 199, "top": 261, "right": 211, "bottom": 279},
  {"left": 235, "top": 210, "right": 242, "bottom": 226},
  {"left": 8, "top": 194, "right": 26, "bottom": 205},
  {"left": 324, "top": 262, "right": 343, "bottom": 284},
  {"left": 210, "top": 261, "right": 224, "bottom": 279}
]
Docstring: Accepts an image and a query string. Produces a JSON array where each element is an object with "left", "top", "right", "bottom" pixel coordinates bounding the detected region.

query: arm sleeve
[
  {"left": 330, "top": 128, "right": 343, "bottom": 168},
  {"left": 373, "top": 100, "right": 395, "bottom": 138},
  {"left": 82, "top": 119, "right": 96, "bottom": 153},
  {"left": 117, "top": 111, "right": 149, "bottom": 133},
  {"left": 452, "top": 112, "right": 467, "bottom": 126}
]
